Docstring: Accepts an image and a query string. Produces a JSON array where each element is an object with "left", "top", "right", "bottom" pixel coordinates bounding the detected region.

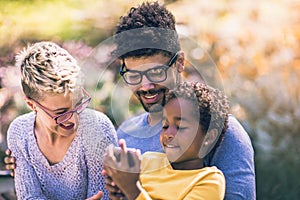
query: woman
[{"left": 7, "top": 41, "right": 117, "bottom": 199}]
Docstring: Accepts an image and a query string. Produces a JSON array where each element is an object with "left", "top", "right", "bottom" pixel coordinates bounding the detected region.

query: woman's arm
[{"left": 7, "top": 119, "right": 47, "bottom": 200}]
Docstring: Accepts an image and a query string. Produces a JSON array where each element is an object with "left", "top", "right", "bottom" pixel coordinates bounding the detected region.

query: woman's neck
[{"left": 34, "top": 119, "right": 76, "bottom": 165}]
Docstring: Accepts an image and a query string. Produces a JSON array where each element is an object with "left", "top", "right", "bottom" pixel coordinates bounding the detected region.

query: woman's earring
[{"left": 204, "top": 141, "right": 208, "bottom": 146}]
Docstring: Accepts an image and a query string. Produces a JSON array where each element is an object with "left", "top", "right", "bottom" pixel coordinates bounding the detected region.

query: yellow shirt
[{"left": 136, "top": 152, "right": 225, "bottom": 200}]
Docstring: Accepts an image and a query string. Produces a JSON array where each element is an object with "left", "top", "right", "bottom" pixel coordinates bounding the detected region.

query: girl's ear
[
  {"left": 176, "top": 51, "right": 185, "bottom": 73},
  {"left": 198, "top": 128, "right": 220, "bottom": 159},
  {"left": 23, "top": 96, "right": 36, "bottom": 111}
]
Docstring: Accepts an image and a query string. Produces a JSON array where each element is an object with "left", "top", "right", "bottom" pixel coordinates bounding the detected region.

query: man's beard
[{"left": 136, "top": 88, "right": 167, "bottom": 113}]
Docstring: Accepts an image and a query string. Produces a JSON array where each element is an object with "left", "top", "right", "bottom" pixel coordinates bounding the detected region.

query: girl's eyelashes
[
  {"left": 177, "top": 126, "right": 187, "bottom": 130},
  {"left": 162, "top": 125, "right": 169, "bottom": 129},
  {"left": 162, "top": 124, "right": 187, "bottom": 131},
  {"left": 162, "top": 121, "right": 169, "bottom": 129}
]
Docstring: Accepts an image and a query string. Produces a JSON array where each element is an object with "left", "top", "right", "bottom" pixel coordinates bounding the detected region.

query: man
[{"left": 112, "top": 2, "right": 255, "bottom": 200}]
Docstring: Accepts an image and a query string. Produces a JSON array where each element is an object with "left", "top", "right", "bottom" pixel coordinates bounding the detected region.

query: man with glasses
[
  {"left": 110, "top": 1, "right": 255, "bottom": 199},
  {"left": 6, "top": 41, "right": 117, "bottom": 199},
  {"left": 119, "top": 51, "right": 179, "bottom": 86}
]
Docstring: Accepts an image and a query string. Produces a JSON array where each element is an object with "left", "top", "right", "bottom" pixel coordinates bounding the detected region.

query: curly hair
[
  {"left": 165, "top": 82, "right": 229, "bottom": 151},
  {"left": 15, "top": 41, "right": 82, "bottom": 100},
  {"left": 113, "top": 1, "right": 180, "bottom": 58}
]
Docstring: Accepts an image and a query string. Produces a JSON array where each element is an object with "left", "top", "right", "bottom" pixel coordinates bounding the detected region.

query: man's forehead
[{"left": 123, "top": 54, "right": 170, "bottom": 69}]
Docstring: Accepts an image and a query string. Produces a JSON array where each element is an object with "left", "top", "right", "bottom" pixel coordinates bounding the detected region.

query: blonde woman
[{"left": 7, "top": 41, "right": 117, "bottom": 199}]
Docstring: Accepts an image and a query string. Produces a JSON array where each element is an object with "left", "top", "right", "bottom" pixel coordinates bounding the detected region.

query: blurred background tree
[{"left": 0, "top": 0, "right": 299, "bottom": 199}]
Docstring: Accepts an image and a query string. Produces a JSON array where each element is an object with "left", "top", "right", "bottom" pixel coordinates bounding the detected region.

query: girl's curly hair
[{"left": 165, "top": 82, "right": 229, "bottom": 151}]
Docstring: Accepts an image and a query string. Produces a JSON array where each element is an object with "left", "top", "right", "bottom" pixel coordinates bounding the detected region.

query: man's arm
[{"left": 208, "top": 115, "right": 256, "bottom": 200}]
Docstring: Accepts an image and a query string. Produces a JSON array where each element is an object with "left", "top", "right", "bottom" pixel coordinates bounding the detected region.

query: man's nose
[{"left": 139, "top": 74, "right": 155, "bottom": 90}]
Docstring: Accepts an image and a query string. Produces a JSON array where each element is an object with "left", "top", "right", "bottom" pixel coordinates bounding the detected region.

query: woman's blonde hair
[{"left": 16, "top": 41, "right": 82, "bottom": 100}]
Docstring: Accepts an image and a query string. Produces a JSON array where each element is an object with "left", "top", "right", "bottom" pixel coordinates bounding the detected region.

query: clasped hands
[{"left": 102, "top": 139, "right": 142, "bottom": 200}]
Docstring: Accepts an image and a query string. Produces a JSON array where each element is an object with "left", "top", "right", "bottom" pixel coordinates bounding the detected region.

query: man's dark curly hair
[
  {"left": 113, "top": 1, "right": 180, "bottom": 59},
  {"left": 165, "top": 82, "right": 229, "bottom": 154}
]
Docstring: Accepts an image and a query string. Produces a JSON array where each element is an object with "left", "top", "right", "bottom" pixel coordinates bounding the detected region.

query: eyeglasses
[
  {"left": 28, "top": 88, "right": 91, "bottom": 125},
  {"left": 120, "top": 52, "right": 179, "bottom": 85}
]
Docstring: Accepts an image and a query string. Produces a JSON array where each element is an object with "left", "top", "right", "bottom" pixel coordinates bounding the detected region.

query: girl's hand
[{"left": 103, "top": 139, "right": 141, "bottom": 200}]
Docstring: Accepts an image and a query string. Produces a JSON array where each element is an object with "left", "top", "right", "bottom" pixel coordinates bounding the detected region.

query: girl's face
[{"left": 160, "top": 98, "right": 205, "bottom": 165}]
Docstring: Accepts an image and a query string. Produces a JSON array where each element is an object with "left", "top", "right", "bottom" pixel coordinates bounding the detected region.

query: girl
[{"left": 103, "top": 81, "right": 229, "bottom": 200}]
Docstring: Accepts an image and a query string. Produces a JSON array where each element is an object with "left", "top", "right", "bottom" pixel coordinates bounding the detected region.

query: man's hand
[
  {"left": 4, "top": 149, "right": 16, "bottom": 177},
  {"left": 103, "top": 139, "right": 141, "bottom": 200}
]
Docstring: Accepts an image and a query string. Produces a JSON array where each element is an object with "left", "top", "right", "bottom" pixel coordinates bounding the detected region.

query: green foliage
[
  {"left": 0, "top": 0, "right": 122, "bottom": 47},
  {"left": 256, "top": 149, "right": 300, "bottom": 200}
]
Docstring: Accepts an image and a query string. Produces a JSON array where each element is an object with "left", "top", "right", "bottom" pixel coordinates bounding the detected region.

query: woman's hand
[{"left": 86, "top": 191, "right": 103, "bottom": 200}]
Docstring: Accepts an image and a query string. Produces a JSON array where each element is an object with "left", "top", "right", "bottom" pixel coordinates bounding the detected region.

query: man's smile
[{"left": 136, "top": 88, "right": 166, "bottom": 104}]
